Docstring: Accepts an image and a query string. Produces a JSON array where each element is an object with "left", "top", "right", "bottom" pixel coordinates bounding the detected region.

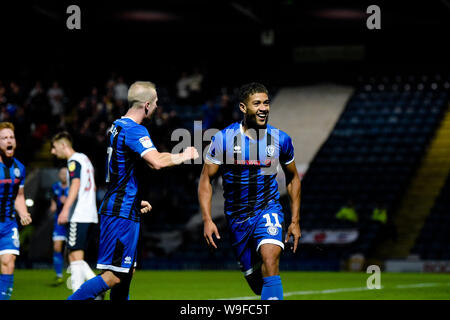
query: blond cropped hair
[{"left": 128, "top": 81, "right": 157, "bottom": 109}]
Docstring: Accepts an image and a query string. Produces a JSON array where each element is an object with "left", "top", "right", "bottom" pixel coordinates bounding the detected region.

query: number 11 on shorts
[{"left": 263, "top": 213, "right": 281, "bottom": 228}]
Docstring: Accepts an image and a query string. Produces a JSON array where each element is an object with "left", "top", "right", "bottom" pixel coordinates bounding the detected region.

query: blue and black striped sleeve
[
  {"left": 280, "top": 133, "right": 295, "bottom": 165},
  {"left": 125, "top": 125, "right": 157, "bottom": 157},
  {"left": 205, "top": 132, "right": 224, "bottom": 165},
  {"left": 19, "top": 165, "right": 26, "bottom": 188}
]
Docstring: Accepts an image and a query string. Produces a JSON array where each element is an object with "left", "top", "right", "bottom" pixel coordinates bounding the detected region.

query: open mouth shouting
[{"left": 5, "top": 145, "right": 14, "bottom": 156}]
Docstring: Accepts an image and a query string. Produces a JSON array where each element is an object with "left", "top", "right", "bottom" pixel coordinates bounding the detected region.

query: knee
[
  {"left": 1, "top": 255, "right": 16, "bottom": 273},
  {"left": 68, "top": 250, "right": 84, "bottom": 262},
  {"left": 261, "top": 256, "right": 280, "bottom": 277},
  {"left": 54, "top": 243, "right": 62, "bottom": 252}
]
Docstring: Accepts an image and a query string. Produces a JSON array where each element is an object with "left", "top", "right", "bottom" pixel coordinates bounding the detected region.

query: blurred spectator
[
  {"left": 0, "top": 83, "right": 7, "bottom": 105},
  {"left": 372, "top": 202, "right": 397, "bottom": 241},
  {"left": 77, "top": 97, "right": 91, "bottom": 124},
  {"left": 113, "top": 76, "right": 128, "bottom": 102},
  {"left": 188, "top": 68, "right": 204, "bottom": 105},
  {"left": 105, "top": 72, "right": 116, "bottom": 97},
  {"left": 201, "top": 99, "right": 219, "bottom": 129},
  {"left": 336, "top": 199, "right": 359, "bottom": 223},
  {"left": 371, "top": 202, "right": 387, "bottom": 224},
  {"left": 9, "top": 81, "right": 25, "bottom": 105},
  {"left": 218, "top": 91, "right": 234, "bottom": 127},
  {"left": 47, "top": 81, "right": 65, "bottom": 128},
  {"left": 29, "top": 81, "right": 44, "bottom": 98},
  {"left": 176, "top": 72, "right": 191, "bottom": 105},
  {"left": 88, "top": 87, "right": 100, "bottom": 109},
  {"left": 0, "top": 105, "right": 11, "bottom": 121}
]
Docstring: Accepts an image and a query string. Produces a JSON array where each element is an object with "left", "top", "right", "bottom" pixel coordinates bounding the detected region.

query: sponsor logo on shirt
[
  {"left": 234, "top": 159, "right": 272, "bottom": 166},
  {"left": 0, "top": 178, "right": 20, "bottom": 184},
  {"left": 139, "top": 136, "right": 153, "bottom": 149}
]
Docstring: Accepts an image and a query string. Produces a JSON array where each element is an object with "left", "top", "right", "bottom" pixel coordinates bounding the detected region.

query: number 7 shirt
[{"left": 99, "top": 117, "right": 157, "bottom": 222}]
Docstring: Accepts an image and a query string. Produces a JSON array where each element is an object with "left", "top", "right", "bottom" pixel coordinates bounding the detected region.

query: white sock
[
  {"left": 81, "top": 260, "right": 96, "bottom": 281},
  {"left": 69, "top": 261, "right": 85, "bottom": 292}
]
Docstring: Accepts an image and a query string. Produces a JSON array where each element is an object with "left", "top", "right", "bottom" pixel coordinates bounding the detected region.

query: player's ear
[{"left": 239, "top": 102, "right": 247, "bottom": 114}]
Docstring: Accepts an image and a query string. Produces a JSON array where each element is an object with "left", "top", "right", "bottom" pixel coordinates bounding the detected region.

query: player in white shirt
[{"left": 51, "top": 132, "right": 99, "bottom": 294}]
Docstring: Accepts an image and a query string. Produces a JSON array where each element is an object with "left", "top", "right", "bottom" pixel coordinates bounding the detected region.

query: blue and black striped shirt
[
  {"left": 206, "top": 122, "right": 295, "bottom": 218},
  {"left": 99, "top": 118, "right": 156, "bottom": 222},
  {"left": 0, "top": 158, "right": 25, "bottom": 221}
]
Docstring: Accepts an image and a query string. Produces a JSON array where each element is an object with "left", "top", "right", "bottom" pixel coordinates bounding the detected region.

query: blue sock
[
  {"left": 261, "top": 275, "right": 283, "bottom": 300},
  {"left": 0, "top": 274, "right": 14, "bottom": 300},
  {"left": 53, "top": 252, "right": 63, "bottom": 278},
  {"left": 67, "top": 275, "right": 110, "bottom": 300}
]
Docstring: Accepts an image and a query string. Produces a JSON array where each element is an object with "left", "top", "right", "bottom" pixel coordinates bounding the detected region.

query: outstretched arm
[
  {"left": 142, "top": 147, "right": 199, "bottom": 170},
  {"left": 282, "top": 160, "right": 301, "bottom": 252},
  {"left": 198, "top": 161, "right": 221, "bottom": 249}
]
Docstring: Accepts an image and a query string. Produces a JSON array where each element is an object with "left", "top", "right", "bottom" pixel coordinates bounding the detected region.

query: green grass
[{"left": 10, "top": 269, "right": 450, "bottom": 300}]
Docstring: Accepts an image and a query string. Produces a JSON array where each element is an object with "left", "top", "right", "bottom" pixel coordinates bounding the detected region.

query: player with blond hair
[
  {"left": 68, "top": 81, "right": 199, "bottom": 300},
  {"left": 0, "top": 122, "right": 32, "bottom": 300}
]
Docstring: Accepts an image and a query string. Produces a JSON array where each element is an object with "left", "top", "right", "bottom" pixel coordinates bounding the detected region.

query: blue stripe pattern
[
  {"left": 0, "top": 158, "right": 25, "bottom": 220},
  {"left": 206, "top": 122, "right": 294, "bottom": 218}
]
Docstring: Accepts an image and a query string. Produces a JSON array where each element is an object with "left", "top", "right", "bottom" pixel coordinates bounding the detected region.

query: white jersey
[{"left": 67, "top": 152, "right": 98, "bottom": 223}]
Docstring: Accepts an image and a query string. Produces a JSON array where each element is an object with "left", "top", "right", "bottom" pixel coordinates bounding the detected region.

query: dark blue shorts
[
  {"left": 67, "top": 222, "right": 95, "bottom": 251},
  {"left": 96, "top": 214, "right": 140, "bottom": 273},
  {"left": 226, "top": 200, "right": 285, "bottom": 276}
]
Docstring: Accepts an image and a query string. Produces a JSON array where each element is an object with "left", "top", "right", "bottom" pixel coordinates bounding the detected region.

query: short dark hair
[
  {"left": 238, "top": 82, "right": 268, "bottom": 104},
  {"left": 51, "top": 131, "right": 73, "bottom": 146}
]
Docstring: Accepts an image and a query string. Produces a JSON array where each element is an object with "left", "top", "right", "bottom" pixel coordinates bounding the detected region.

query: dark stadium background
[{"left": 0, "top": 0, "right": 449, "bottom": 275}]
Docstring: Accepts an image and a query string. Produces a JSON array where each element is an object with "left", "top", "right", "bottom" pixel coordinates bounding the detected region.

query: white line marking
[
  {"left": 215, "top": 282, "right": 450, "bottom": 300},
  {"left": 395, "top": 282, "right": 449, "bottom": 289}
]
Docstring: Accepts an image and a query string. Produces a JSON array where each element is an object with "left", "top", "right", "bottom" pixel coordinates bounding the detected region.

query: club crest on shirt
[
  {"left": 266, "top": 145, "right": 275, "bottom": 157},
  {"left": 267, "top": 226, "right": 279, "bottom": 236},
  {"left": 14, "top": 168, "right": 21, "bottom": 178},
  {"left": 68, "top": 161, "right": 76, "bottom": 172},
  {"left": 233, "top": 145, "right": 241, "bottom": 154},
  {"left": 139, "top": 136, "right": 153, "bottom": 149}
]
